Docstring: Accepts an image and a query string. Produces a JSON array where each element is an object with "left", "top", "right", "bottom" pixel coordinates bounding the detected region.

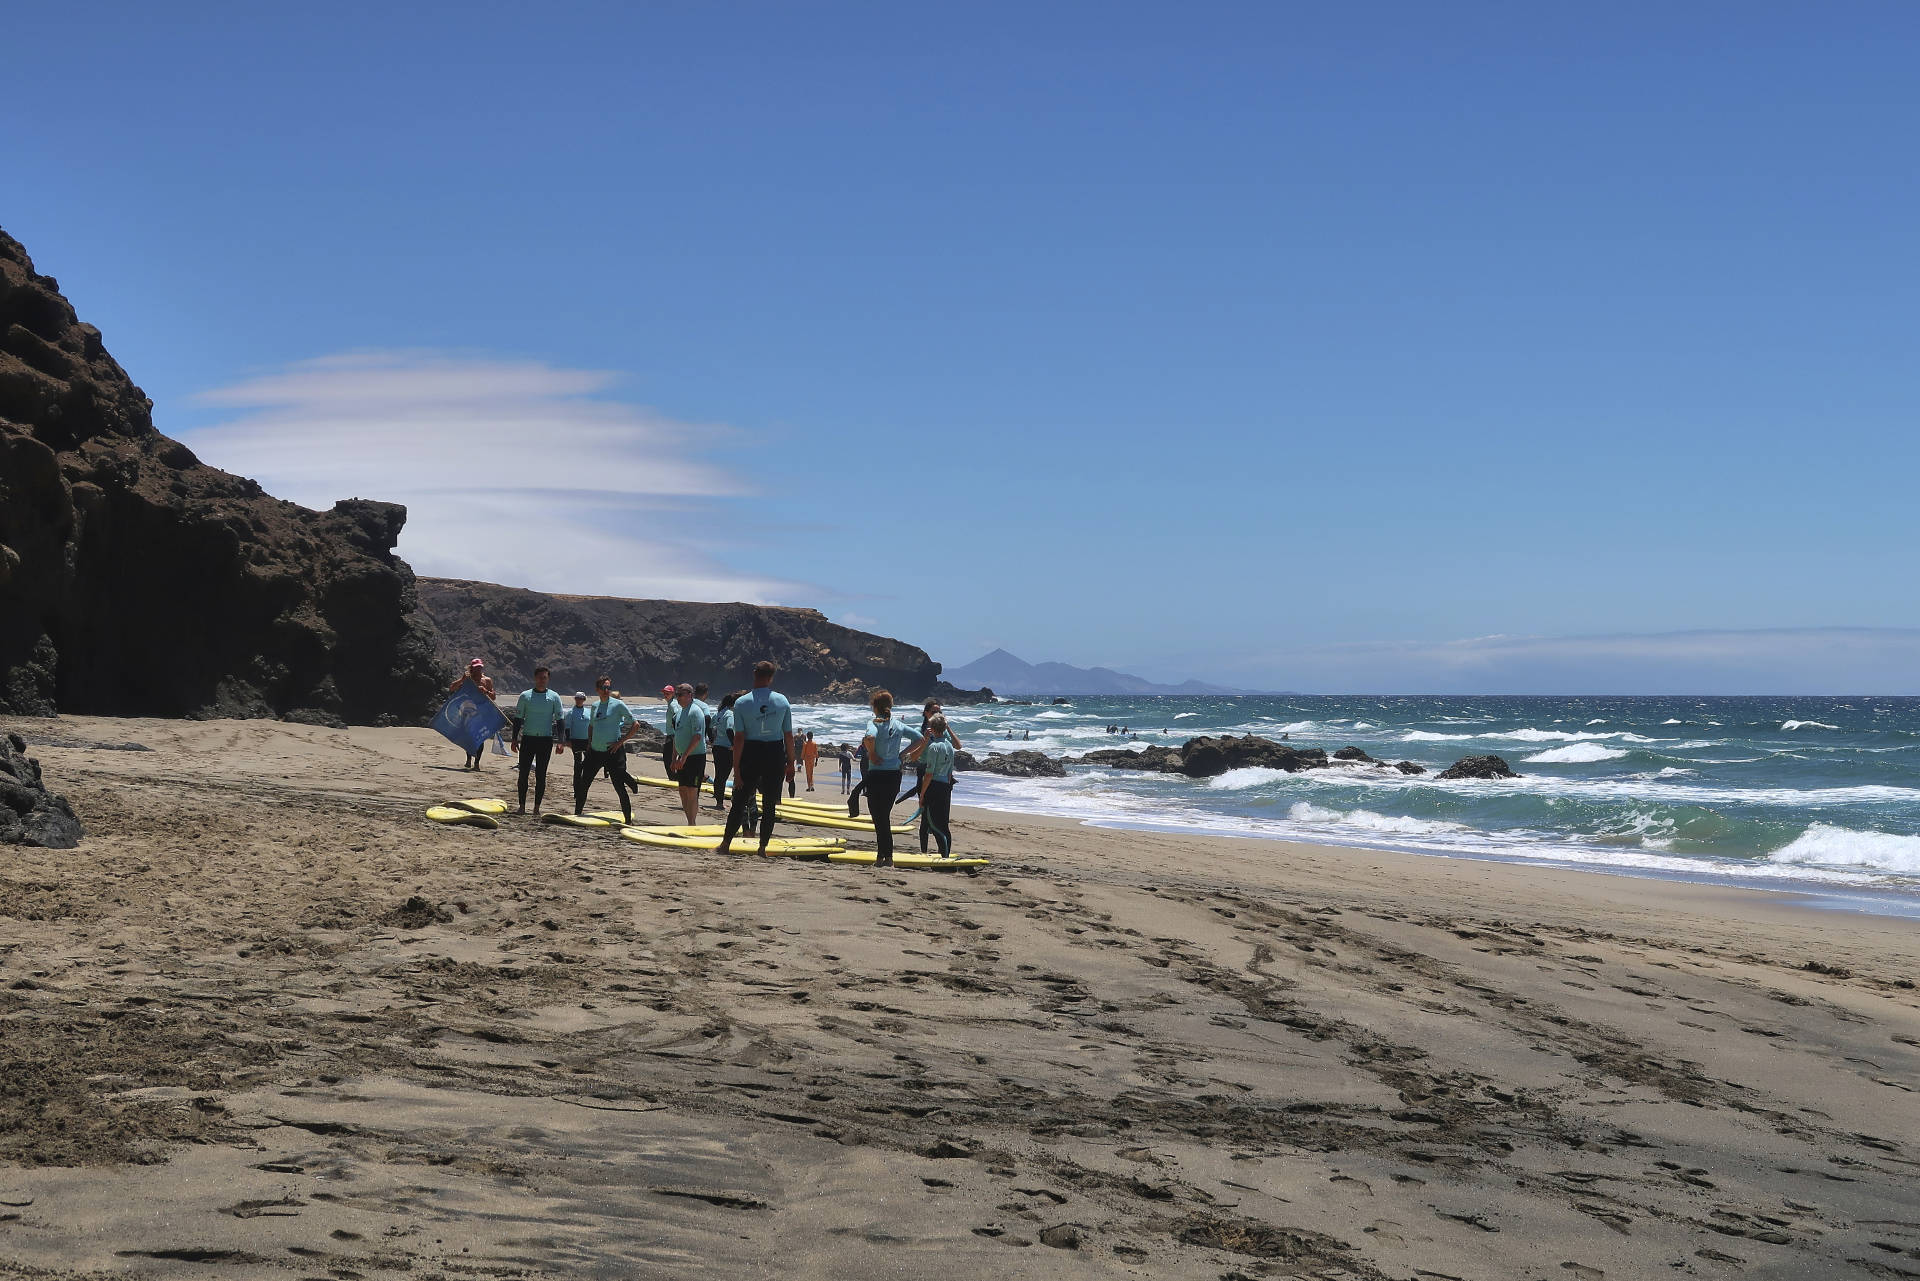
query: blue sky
[{"left": 6, "top": 2, "right": 1917, "bottom": 691}]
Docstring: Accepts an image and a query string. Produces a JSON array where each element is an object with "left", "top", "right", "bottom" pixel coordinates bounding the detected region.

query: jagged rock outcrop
[
  {"left": 0, "top": 229, "right": 445, "bottom": 724},
  {"left": 1075, "top": 746, "right": 1185, "bottom": 772},
  {"left": 417, "top": 578, "right": 943, "bottom": 703},
  {"left": 930, "top": 680, "right": 994, "bottom": 705},
  {"left": 0, "top": 732, "right": 82, "bottom": 848},
  {"left": 1177, "top": 736, "right": 1330, "bottom": 778},
  {"left": 1332, "top": 746, "right": 1377, "bottom": 764},
  {"left": 957, "top": 749, "right": 1065, "bottom": 779},
  {"left": 1394, "top": 760, "right": 1427, "bottom": 775},
  {"left": 1436, "top": 754, "right": 1520, "bottom": 781}
]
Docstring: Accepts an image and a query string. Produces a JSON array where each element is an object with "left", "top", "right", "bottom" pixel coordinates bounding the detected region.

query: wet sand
[{"left": 2, "top": 715, "right": 1917, "bottom": 1280}]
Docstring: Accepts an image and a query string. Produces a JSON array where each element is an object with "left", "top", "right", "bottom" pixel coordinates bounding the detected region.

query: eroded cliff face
[
  {"left": 416, "top": 578, "right": 942, "bottom": 702},
  {"left": 0, "top": 229, "right": 444, "bottom": 724}
]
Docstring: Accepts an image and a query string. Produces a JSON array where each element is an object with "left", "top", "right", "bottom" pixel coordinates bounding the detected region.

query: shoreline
[{"left": 3, "top": 714, "right": 1917, "bottom": 1279}]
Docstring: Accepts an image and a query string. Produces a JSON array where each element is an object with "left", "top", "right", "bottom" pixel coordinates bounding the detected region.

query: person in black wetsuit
[{"left": 716, "top": 661, "right": 793, "bottom": 858}]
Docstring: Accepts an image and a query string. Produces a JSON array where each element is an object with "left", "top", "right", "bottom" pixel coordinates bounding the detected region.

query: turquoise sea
[{"left": 789, "top": 695, "right": 1920, "bottom": 912}]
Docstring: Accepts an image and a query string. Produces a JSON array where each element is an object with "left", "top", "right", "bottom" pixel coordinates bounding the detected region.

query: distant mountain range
[{"left": 944, "top": 649, "right": 1245, "bottom": 697}]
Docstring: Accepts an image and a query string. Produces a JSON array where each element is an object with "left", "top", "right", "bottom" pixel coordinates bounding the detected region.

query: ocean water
[{"left": 786, "top": 695, "right": 1920, "bottom": 909}]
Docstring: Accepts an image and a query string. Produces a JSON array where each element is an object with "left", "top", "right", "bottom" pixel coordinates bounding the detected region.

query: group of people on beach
[{"left": 449, "top": 658, "right": 963, "bottom": 866}]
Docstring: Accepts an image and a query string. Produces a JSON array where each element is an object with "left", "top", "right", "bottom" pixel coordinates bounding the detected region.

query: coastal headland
[{"left": 3, "top": 716, "right": 1916, "bottom": 1279}]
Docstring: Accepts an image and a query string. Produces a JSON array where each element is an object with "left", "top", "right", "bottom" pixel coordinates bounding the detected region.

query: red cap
[
  {"left": 468, "top": 658, "right": 484, "bottom": 668},
  {"left": 661, "top": 684, "right": 676, "bottom": 696}
]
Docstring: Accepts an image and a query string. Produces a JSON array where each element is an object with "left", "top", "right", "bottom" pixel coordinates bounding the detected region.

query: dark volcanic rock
[
  {"left": 0, "top": 732, "right": 82, "bottom": 848},
  {"left": 0, "top": 230, "right": 444, "bottom": 723},
  {"left": 1394, "top": 760, "right": 1427, "bottom": 775},
  {"left": 1435, "top": 754, "right": 1520, "bottom": 781},
  {"left": 1332, "top": 746, "right": 1378, "bottom": 764},
  {"left": 1075, "top": 746, "right": 1185, "bottom": 773},
  {"left": 416, "top": 578, "right": 942, "bottom": 703},
  {"left": 1176, "top": 735, "right": 1329, "bottom": 779},
  {"left": 930, "top": 680, "right": 995, "bottom": 705},
  {"left": 971, "top": 750, "right": 1066, "bottom": 779}
]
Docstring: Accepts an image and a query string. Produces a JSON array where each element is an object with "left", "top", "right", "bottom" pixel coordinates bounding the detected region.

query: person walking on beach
[
  {"left": 837, "top": 744, "right": 853, "bottom": 793},
  {"left": 915, "top": 713, "right": 957, "bottom": 857},
  {"left": 802, "top": 731, "right": 819, "bottom": 791},
  {"left": 658, "top": 684, "right": 679, "bottom": 778},
  {"left": 511, "top": 666, "right": 564, "bottom": 815},
  {"left": 449, "top": 659, "right": 496, "bottom": 770},
  {"left": 562, "top": 691, "right": 592, "bottom": 794},
  {"left": 669, "top": 683, "right": 709, "bottom": 824},
  {"left": 575, "top": 677, "right": 639, "bottom": 823},
  {"left": 860, "top": 689, "right": 924, "bottom": 869},
  {"left": 716, "top": 661, "right": 793, "bottom": 858},
  {"left": 710, "top": 691, "right": 740, "bottom": 811}
]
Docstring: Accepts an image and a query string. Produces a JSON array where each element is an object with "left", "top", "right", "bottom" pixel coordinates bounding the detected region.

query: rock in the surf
[
  {"left": 930, "top": 679, "right": 995, "bottom": 705},
  {"left": 1394, "top": 760, "right": 1427, "bottom": 775},
  {"left": 1075, "top": 746, "right": 1184, "bottom": 772},
  {"left": 0, "top": 731, "right": 83, "bottom": 848},
  {"left": 1436, "top": 754, "right": 1520, "bottom": 781},
  {"left": 972, "top": 750, "right": 1066, "bottom": 778},
  {"left": 1332, "top": 746, "right": 1378, "bottom": 764},
  {"left": 1176, "top": 735, "right": 1329, "bottom": 778}
]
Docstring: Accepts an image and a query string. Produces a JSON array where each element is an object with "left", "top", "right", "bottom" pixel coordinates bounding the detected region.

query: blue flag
[{"left": 433, "top": 685, "right": 508, "bottom": 754}]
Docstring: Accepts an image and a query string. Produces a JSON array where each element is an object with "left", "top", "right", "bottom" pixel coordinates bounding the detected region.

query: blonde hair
[
  {"left": 870, "top": 689, "right": 893, "bottom": 716},
  {"left": 926, "top": 713, "right": 948, "bottom": 738}
]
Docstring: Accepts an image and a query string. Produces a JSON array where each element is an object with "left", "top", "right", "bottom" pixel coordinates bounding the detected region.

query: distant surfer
[
  {"left": 449, "top": 659, "right": 496, "bottom": 770},
  {"left": 511, "top": 665, "right": 564, "bottom": 815},
  {"left": 861, "top": 689, "right": 926, "bottom": 869},
  {"left": 716, "top": 660, "right": 793, "bottom": 858},
  {"left": 574, "top": 676, "right": 639, "bottom": 823},
  {"left": 915, "top": 713, "right": 957, "bottom": 857},
  {"left": 669, "top": 683, "right": 709, "bottom": 824}
]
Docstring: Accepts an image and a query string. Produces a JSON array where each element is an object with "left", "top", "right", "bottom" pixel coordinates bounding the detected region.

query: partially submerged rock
[
  {"left": 969, "top": 750, "right": 1065, "bottom": 779},
  {"left": 1436, "top": 754, "right": 1520, "bottom": 781},
  {"left": 0, "top": 731, "right": 82, "bottom": 848},
  {"left": 1176, "top": 736, "right": 1329, "bottom": 779}
]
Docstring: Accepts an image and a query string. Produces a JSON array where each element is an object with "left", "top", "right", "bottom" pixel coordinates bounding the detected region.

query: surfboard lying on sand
[
  {"left": 825, "top": 850, "right": 988, "bottom": 871},
  {"left": 446, "top": 798, "right": 509, "bottom": 815},
  {"left": 426, "top": 805, "right": 499, "bottom": 828},
  {"left": 775, "top": 809, "right": 914, "bottom": 835},
  {"left": 542, "top": 813, "right": 615, "bottom": 828},
  {"left": 619, "top": 827, "right": 842, "bottom": 856}
]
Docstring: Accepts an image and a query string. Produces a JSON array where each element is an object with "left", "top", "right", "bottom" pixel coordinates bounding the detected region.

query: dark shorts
[{"left": 673, "top": 754, "right": 707, "bottom": 787}]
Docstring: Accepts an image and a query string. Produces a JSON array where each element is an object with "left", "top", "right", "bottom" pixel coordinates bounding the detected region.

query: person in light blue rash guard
[
  {"left": 562, "top": 691, "right": 593, "bottom": 794},
  {"left": 574, "top": 676, "right": 639, "bottom": 822},
  {"left": 860, "top": 688, "right": 925, "bottom": 868},
  {"left": 669, "top": 683, "right": 709, "bottom": 823},
  {"left": 914, "top": 713, "right": 957, "bottom": 857},
  {"left": 717, "top": 661, "right": 793, "bottom": 857},
  {"left": 710, "top": 691, "right": 741, "bottom": 811},
  {"left": 511, "top": 665, "right": 565, "bottom": 815}
]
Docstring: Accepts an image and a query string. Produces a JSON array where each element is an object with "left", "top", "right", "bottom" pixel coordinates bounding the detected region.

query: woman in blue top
[
  {"left": 709, "top": 691, "right": 741, "bottom": 811},
  {"left": 915, "top": 713, "right": 958, "bottom": 857},
  {"left": 859, "top": 688, "right": 925, "bottom": 868}
]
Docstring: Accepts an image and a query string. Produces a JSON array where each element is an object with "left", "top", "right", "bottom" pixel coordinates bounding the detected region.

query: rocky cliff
[
  {"left": 0, "top": 229, "right": 445, "bottom": 724},
  {"left": 416, "top": 578, "right": 943, "bottom": 702}
]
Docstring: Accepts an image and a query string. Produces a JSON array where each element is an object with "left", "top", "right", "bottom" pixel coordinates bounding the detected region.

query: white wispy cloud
[{"left": 185, "top": 351, "right": 812, "bottom": 603}]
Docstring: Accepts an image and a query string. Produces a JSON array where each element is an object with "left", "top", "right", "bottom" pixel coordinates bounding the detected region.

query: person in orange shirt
[{"left": 801, "top": 731, "right": 819, "bottom": 791}]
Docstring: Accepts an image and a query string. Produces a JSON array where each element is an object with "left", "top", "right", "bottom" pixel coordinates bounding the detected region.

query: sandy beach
[{"left": 3, "top": 715, "right": 1917, "bottom": 1280}]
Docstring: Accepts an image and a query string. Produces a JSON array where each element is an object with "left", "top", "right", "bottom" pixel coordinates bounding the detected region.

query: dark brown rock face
[
  {"left": 964, "top": 749, "right": 1066, "bottom": 779},
  {"left": 1075, "top": 746, "right": 1185, "bottom": 772},
  {"left": 1176, "top": 735, "right": 1330, "bottom": 778},
  {"left": 0, "top": 732, "right": 82, "bottom": 847},
  {"left": 416, "top": 578, "right": 942, "bottom": 703},
  {"left": 0, "top": 230, "right": 444, "bottom": 724},
  {"left": 1435, "top": 754, "right": 1520, "bottom": 781}
]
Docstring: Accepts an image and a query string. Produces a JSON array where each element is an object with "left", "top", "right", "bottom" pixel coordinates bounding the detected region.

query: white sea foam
[
  {"left": 1525, "top": 743, "right": 1629, "bottom": 764},
  {"left": 1035, "top": 710, "right": 1073, "bottom": 720},
  {"left": 1286, "top": 802, "right": 1467, "bottom": 838},
  {"left": 1174, "top": 712, "right": 1200, "bottom": 719},
  {"left": 1353, "top": 722, "right": 1376, "bottom": 730},
  {"left": 1587, "top": 718, "right": 1607, "bottom": 725},
  {"left": 1400, "top": 730, "right": 1476, "bottom": 742},
  {"left": 1769, "top": 825, "right": 1920, "bottom": 875},
  {"left": 1657, "top": 767, "right": 1697, "bottom": 778},
  {"left": 1207, "top": 767, "right": 1289, "bottom": 790},
  {"left": 1782, "top": 720, "right": 1841, "bottom": 731},
  {"left": 1662, "top": 718, "right": 1685, "bottom": 725}
]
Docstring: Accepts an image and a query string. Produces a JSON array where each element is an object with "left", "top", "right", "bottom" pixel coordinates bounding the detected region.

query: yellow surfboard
[
  {"left": 427, "top": 805, "right": 499, "bottom": 828},
  {"left": 620, "top": 828, "right": 840, "bottom": 856},
  {"left": 775, "top": 810, "right": 914, "bottom": 835},
  {"left": 542, "top": 813, "right": 615, "bottom": 829},
  {"left": 826, "top": 850, "right": 988, "bottom": 871},
  {"left": 447, "top": 798, "right": 509, "bottom": 815}
]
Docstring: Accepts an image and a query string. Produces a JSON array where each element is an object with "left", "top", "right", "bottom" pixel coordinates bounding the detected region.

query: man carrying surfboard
[
  {"left": 716, "top": 660, "right": 794, "bottom": 858},
  {"left": 669, "top": 683, "right": 709, "bottom": 824},
  {"left": 511, "top": 665, "right": 565, "bottom": 815},
  {"left": 574, "top": 676, "right": 641, "bottom": 823},
  {"left": 449, "top": 659, "right": 496, "bottom": 770}
]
